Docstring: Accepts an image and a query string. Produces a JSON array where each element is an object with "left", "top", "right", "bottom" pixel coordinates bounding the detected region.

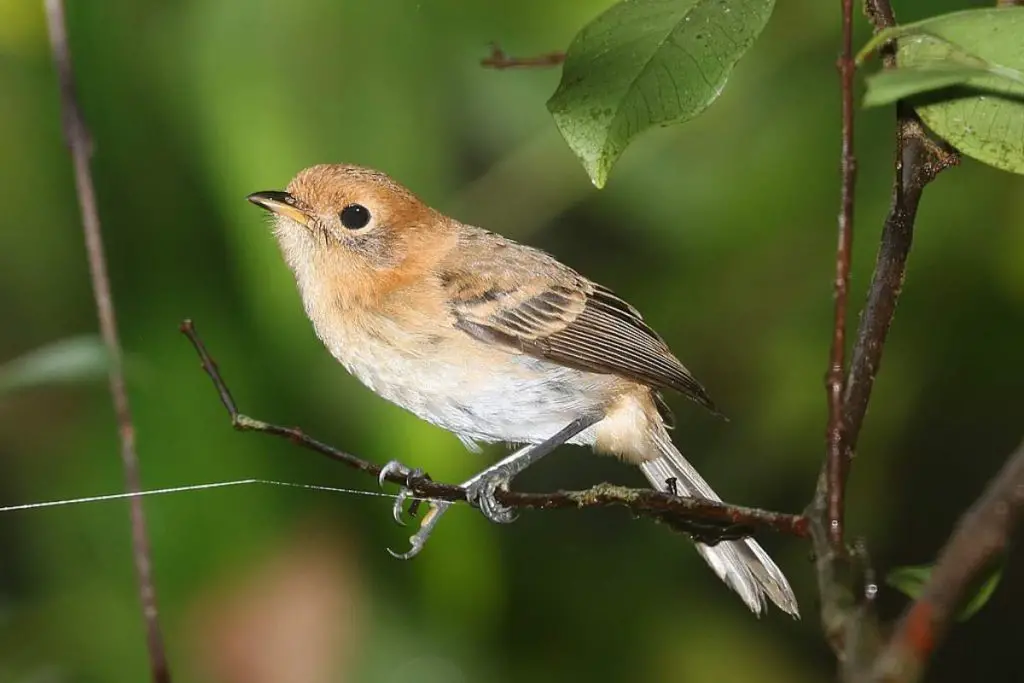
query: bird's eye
[{"left": 339, "top": 204, "right": 371, "bottom": 230}]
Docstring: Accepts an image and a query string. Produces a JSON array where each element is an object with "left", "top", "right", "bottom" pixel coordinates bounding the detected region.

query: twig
[
  {"left": 481, "top": 43, "right": 565, "bottom": 70},
  {"left": 848, "top": 0, "right": 958, "bottom": 465},
  {"left": 43, "top": 2, "right": 170, "bottom": 682},
  {"left": 872, "top": 439, "right": 1024, "bottom": 683},
  {"left": 179, "top": 319, "right": 809, "bottom": 543},
  {"left": 825, "top": 0, "right": 859, "bottom": 551},
  {"left": 842, "top": 113, "right": 956, "bottom": 458},
  {"left": 804, "top": 0, "right": 960, "bottom": 673},
  {"left": 847, "top": 12, "right": 1002, "bottom": 678}
]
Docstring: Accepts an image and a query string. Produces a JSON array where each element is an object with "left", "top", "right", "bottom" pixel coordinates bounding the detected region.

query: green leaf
[
  {"left": 547, "top": 0, "right": 775, "bottom": 188},
  {"left": 858, "top": 8, "right": 1024, "bottom": 174},
  {"left": 863, "top": 65, "right": 1006, "bottom": 108},
  {"left": 0, "top": 336, "right": 109, "bottom": 396},
  {"left": 887, "top": 563, "right": 1003, "bottom": 622}
]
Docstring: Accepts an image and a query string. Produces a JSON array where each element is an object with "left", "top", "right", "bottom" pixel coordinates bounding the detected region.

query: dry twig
[
  {"left": 43, "top": 1, "right": 170, "bottom": 681},
  {"left": 803, "top": 0, "right": 959, "bottom": 676},
  {"left": 825, "top": 0, "right": 860, "bottom": 550}
]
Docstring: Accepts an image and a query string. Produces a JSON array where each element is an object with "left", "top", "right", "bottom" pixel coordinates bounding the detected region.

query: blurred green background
[{"left": 2, "top": 0, "right": 1022, "bottom": 681}]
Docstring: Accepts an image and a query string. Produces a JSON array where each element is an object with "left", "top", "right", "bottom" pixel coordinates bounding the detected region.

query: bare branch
[
  {"left": 806, "top": 0, "right": 960, "bottom": 674},
  {"left": 843, "top": 0, "right": 959, "bottom": 462},
  {"left": 825, "top": 0, "right": 859, "bottom": 551},
  {"left": 481, "top": 43, "right": 565, "bottom": 70},
  {"left": 179, "top": 319, "right": 809, "bottom": 544},
  {"left": 848, "top": 7, "right": 1010, "bottom": 677},
  {"left": 842, "top": 114, "right": 957, "bottom": 457},
  {"left": 43, "top": 1, "right": 170, "bottom": 681},
  {"left": 872, "top": 440, "right": 1024, "bottom": 683}
]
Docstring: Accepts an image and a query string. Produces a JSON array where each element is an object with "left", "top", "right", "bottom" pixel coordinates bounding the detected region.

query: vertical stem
[
  {"left": 43, "top": 2, "right": 170, "bottom": 681},
  {"left": 829, "top": 0, "right": 858, "bottom": 549}
]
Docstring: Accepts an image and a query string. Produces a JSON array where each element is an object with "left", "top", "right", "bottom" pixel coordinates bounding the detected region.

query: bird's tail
[{"left": 640, "top": 428, "right": 799, "bottom": 618}]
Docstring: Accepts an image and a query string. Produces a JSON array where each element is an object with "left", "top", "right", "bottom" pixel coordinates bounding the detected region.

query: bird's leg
[
  {"left": 466, "top": 413, "right": 602, "bottom": 523},
  {"left": 386, "top": 413, "right": 602, "bottom": 559},
  {"left": 385, "top": 447, "right": 531, "bottom": 560}
]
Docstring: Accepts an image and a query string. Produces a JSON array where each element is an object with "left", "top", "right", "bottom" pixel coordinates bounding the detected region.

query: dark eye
[{"left": 339, "top": 204, "right": 371, "bottom": 230}]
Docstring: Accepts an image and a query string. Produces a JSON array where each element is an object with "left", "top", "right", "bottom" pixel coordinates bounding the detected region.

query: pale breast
[{"left": 311, "top": 308, "right": 619, "bottom": 447}]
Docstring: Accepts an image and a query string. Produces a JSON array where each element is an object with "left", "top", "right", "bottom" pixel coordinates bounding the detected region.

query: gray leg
[
  {"left": 466, "top": 414, "right": 602, "bottom": 522},
  {"left": 386, "top": 413, "right": 602, "bottom": 559}
]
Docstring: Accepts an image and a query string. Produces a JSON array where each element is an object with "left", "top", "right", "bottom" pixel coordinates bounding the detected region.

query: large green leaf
[
  {"left": 0, "top": 336, "right": 109, "bottom": 396},
  {"left": 858, "top": 8, "right": 1024, "bottom": 174},
  {"left": 547, "top": 0, "right": 775, "bottom": 188},
  {"left": 887, "top": 562, "right": 1003, "bottom": 622}
]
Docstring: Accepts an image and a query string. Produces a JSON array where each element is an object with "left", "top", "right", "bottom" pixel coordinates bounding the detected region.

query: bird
[{"left": 247, "top": 163, "right": 798, "bottom": 617}]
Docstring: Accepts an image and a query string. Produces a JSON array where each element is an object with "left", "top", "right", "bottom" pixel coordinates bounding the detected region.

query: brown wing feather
[{"left": 440, "top": 229, "right": 717, "bottom": 414}]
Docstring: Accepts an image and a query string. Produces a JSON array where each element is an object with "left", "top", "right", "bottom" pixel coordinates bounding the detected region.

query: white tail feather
[{"left": 641, "top": 429, "right": 799, "bottom": 617}]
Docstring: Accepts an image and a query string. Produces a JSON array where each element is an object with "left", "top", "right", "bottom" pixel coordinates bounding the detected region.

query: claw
[
  {"left": 466, "top": 468, "right": 518, "bottom": 524},
  {"left": 481, "top": 487, "right": 517, "bottom": 523},
  {"left": 379, "top": 462, "right": 429, "bottom": 527},
  {"left": 387, "top": 500, "right": 452, "bottom": 560},
  {"left": 378, "top": 459, "right": 410, "bottom": 488},
  {"left": 391, "top": 488, "right": 411, "bottom": 526},
  {"left": 387, "top": 535, "right": 425, "bottom": 560}
]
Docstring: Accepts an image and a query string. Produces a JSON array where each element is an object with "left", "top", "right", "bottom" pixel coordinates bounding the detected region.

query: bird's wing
[{"left": 438, "top": 230, "right": 716, "bottom": 413}]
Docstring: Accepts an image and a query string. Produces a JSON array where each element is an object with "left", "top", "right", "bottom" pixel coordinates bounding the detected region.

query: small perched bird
[{"left": 248, "top": 164, "right": 798, "bottom": 617}]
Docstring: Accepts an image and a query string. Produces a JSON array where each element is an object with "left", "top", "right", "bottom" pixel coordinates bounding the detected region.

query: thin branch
[
  {"left": 805, "top": 0, "right": 960, "bottom": 674},
  {"left": 842, "top": 114, "right": 957, "bottom": 457},
  {"left": 43, "top": 2, "right": 170, "bottom": 682},
  {"left": 848, "top": 7, "right": 1007, "bottom": 677},
  {"left": 179, "top": 319, "right": 808, "bottom": 544},
  {"left": 844, "top": 0, "right": 959, "bottom": 459},
  {"left": 872, "top": 439, "right": 1024, "bottom": 683},
  {"left": 825, "top": 0, "right": 859, "bottom": 551},
  {"left": 481, "top": 43, "right": 565, "bottom": 70}
]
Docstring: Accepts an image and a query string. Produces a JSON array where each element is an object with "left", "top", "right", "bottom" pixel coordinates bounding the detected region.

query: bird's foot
[
  {"left": 379, "top": 460, "right": 451, "bottom": 560},
  {"left": 378, "top": 460, "right": 430, "bottom": 526},
  {"left": 465, "top": 466, "right": 519, "bottom": 524},
  {"left": 387, "top": 500, "right": 453, "bottom": 560}
]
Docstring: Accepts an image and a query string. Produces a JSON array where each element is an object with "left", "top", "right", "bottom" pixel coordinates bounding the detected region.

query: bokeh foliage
[{"left": 1, "top": 0, "right": 1022, "bottom": 681}]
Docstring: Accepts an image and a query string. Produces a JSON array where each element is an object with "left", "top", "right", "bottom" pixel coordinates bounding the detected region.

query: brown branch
[
  {"left": 848, "top": 11, "right": 998, "bottom": 675},
  {"left": 842, "top": 15, "right": 1012, "bottom": 680},
  {"left": 804, "top": 0, "right": 960, "bottom": 674},
  {"left": 481, "top": 43, "right": 565, "bottom": 70},
  {"left": 844, "top": 0, "right": 958, "bottom": 459},
  {"left": 179, "top": 319, "right": 808, "bottom": 544},
  {"left": 43, "top": 2, "right": 170, "bottom": 682},
  {"left": 872, "top": 439, "right": 1024, "bottom": 683},
  {"left": 825, "top": 0, "right": 859, "bottom": 550},
  {"left": 842, "top": 114, "right": 956, "bottom": 458}
]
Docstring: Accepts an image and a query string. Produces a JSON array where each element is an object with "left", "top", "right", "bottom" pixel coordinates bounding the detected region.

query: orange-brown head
[{"left": 248, "top": 164, "right": 455, "bottom": 310}]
